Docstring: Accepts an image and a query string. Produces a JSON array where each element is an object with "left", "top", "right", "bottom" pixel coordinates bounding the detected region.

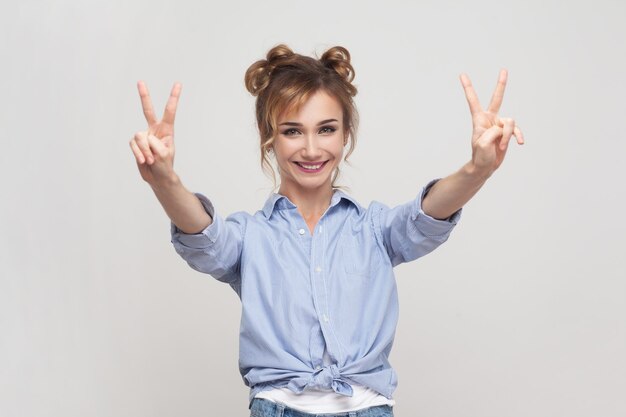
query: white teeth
[{"left": 299, "top": 162, "right": 323, "bottom": 170}]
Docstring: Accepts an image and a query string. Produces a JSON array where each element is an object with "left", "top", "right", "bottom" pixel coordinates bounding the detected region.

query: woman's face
[{"left": 273, "top": 90, "right": 346, "bottom": 196}]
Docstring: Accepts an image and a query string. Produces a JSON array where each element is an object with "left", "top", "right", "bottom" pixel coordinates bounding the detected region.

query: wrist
[
  {"left": 150, "top": 171, "right": 182, "bottom": 192},
  {"left": 462, "top": 160, "right": 492, "bottom": 184}
]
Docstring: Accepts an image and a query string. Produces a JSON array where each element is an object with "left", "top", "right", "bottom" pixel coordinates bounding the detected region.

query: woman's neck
[{"left": 277, "top": 185, "right": 335, "bottom": 221}]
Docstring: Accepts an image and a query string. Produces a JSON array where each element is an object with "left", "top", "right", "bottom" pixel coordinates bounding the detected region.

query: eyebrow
[{"left": 279, "top": 118, "right": 339, "bottom": 127}]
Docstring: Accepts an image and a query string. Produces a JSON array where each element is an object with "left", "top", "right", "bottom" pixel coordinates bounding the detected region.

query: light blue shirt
[{"left": 170, "top": 178, "right": 462, "bottom": 409}]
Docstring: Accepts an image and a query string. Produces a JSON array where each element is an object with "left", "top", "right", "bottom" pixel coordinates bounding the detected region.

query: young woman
[{"left": 130, "top": 44, "right": 523, "bottom": 417}]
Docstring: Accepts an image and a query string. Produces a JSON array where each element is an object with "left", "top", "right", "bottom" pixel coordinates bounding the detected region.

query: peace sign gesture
[
  {"left": 460, "top": 69, "right": 524, "bottom": 178},
  {"left": 129, "top": 81, "right": 182, "bottom": 186}
]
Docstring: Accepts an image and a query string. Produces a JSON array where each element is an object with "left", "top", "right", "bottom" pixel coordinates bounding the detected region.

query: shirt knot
[{"left": 286, "top": 364, "right": 354, "bottom": 397}]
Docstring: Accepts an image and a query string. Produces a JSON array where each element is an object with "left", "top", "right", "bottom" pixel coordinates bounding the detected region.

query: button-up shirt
[{"left": 170, "top": 179, "right": 462, "bottom": 409}]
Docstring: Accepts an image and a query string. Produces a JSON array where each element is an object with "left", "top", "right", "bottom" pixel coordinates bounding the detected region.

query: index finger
[
  {"left": 161, "top": 82, "right": 182, "bottom": 126},
  {"left": 487, "top": 69, "right": 508, "bottom": 114},
  {"left": 460, "top": 73, "right": 483, "bottom": 116},
  {"left": 137, "top": 80, "right": 158, "bottom": 127}
]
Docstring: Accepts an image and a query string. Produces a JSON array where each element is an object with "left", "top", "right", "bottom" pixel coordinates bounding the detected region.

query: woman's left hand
[{"left": 460, "top": 69, "right": 524, "bottom": 178}]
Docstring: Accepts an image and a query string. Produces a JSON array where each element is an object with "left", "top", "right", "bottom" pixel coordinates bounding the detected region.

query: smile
[{"left": 293, "top": 160, "right": 328, "bottom": 173}]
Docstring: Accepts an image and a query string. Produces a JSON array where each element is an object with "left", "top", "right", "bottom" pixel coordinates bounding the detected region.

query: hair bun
[
  {"left": 320, "top": 46, "right": 355, "bottom": 84},
  {"left": 245, "top": 44, "right": 295, "bottom": 96},
  {"left": 266, "top": 44, "right": 294, "bottom": 65}
]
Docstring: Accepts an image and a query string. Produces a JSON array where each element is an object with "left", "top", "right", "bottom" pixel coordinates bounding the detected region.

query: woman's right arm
[
  {"left": 130, "top": 81, "right": 243, "bottom": 287},
  {"left": 129, "top": 81, "right": 212, "bottom": 234},
  {"left": 150, "top": 172, "right": 212, "bottom": 235}
]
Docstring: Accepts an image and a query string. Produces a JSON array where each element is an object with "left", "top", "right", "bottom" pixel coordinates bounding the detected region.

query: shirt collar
[{"left": 261, "top": 188, "right": 363, "bottom": 219}]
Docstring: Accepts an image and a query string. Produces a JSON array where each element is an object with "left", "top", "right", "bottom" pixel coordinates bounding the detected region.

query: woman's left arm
[{"left": 422, "top": 69, "right": 525, "bottom": 220}]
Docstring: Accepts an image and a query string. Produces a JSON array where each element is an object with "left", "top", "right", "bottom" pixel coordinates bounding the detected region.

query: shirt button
[
  {"left": 298, "top": 228, "right": 305, "bottom": 235},
  {"left": 315, "top": 266, "right": 322, "bottom": 273},
  {"left": 319, "top": 226, "right": 323, "bottom": 233},
  {"left": 315, "top": 365, "right": 321, "bottom": 370},
  {"left": 323, "top": 314, "right": 329, "bottom": 322}
]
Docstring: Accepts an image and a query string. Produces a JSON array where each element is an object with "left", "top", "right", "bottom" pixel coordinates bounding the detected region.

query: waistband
[{"left": 250, "top": 397, "right": 393, "bottom": 417}]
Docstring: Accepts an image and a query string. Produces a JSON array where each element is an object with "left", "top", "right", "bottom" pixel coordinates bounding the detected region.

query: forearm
[
  {"left": 150, "top": 173, "right": 213, "bottom": 234},
  {"left": 422, "top": 161, "right": 490, "bottom": 220}
]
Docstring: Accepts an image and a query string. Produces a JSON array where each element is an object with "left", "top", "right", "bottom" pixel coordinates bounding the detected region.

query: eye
[
  {"left": 320, "top": 126, "right": 337, "bottom": 134},
  {"left": 282, "top": 128, "right": 300, "bottom": 136}
]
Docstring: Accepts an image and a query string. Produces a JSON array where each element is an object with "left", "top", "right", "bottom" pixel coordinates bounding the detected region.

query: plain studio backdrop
[{"left": 1, "top": 1, "right": 624, "bottom": 416}]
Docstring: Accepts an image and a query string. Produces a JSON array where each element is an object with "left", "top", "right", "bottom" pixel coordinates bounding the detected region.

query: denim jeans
[{"left": 250, "top": 398, "right": 394, "bottom": 417}]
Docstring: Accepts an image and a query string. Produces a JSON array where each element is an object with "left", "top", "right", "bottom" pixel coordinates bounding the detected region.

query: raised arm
[
  {"left": 422, "top": 69, "right": 525, "bottom": 220},
  {"left": 129, "top": 81, "right": 212, "bottom": 234}
]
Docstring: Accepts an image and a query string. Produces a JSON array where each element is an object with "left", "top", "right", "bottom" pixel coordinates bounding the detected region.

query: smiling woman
[
  {"left": 129, "top": 43, "right": 523, "bottom": 417},
  {"left": 244, "top": 45, "right": 359, "bottom": 194},
  {"left": 271, "top": 91, "right": 346, "bottom": 231}
]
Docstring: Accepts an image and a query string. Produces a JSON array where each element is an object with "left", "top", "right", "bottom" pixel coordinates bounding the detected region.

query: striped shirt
[{"left": 170, "top": 178, "right": 462, "bottom": 410}]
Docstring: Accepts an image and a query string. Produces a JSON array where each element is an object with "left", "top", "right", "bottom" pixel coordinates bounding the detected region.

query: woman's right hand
[{"left": 130, "top": 81, "right": 182, "bottom": 187}]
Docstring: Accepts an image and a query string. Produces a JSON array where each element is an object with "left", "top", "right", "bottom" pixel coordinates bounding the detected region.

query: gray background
[{"left": 1, "top": 1, "right": 625, "bottom": 416}]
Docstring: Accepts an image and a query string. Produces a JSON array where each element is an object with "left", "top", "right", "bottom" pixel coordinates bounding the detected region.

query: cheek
[
  {"left": 272, "top": 142, "right": 287, "bottom": 158},
  {"left": 274, "top": 138, "right": 298, "bottom": 154},
  {"left": 273, "top": 146, "right": 297, "bottom": 167},
  {"left": 333, "top": 142, "right": 345, "bottom": 158}
]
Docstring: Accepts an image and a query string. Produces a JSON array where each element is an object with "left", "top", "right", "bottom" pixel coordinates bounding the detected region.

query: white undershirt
[
  {"left": 254, "top": 383, "right": 396, "bottom": 414},
  {"left": 254, "top": 345, "right": 395, "bottom": 413}
]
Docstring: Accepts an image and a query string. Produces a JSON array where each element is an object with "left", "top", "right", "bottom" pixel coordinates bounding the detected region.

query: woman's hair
[{"left": 244, "top": 44, "right": 359, "bottom": 190}]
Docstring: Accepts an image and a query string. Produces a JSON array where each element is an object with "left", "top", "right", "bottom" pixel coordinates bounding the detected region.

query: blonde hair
[{"left": 244, "top": 44, "right": 359, "bottom": 190}]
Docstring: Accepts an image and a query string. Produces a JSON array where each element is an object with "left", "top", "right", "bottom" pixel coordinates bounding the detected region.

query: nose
[{"left": 303, "top": 133, "right": 323, "bottom": 159}]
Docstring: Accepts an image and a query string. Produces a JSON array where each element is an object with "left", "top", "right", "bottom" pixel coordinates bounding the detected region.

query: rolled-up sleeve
[
  {"left": 375, "top": 178, "right": 462, "bottom": 267},
  {"left": 170, "top": 192, "right": 245, "bottom": 284}
]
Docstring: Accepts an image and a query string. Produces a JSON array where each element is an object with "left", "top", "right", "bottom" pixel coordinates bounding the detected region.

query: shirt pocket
[{"left": 339, "top": 233, "right": 382, "bottom": 279}]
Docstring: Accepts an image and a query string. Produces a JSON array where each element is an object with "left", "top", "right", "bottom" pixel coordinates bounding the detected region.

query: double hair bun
[{"left": 244, "top": 44, "right": 356, "bottom": 97}]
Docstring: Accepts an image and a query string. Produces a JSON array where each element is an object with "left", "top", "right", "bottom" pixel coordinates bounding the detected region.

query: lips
[{"left": 293, "top": 160, "right": 328, "bottom": 173}]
